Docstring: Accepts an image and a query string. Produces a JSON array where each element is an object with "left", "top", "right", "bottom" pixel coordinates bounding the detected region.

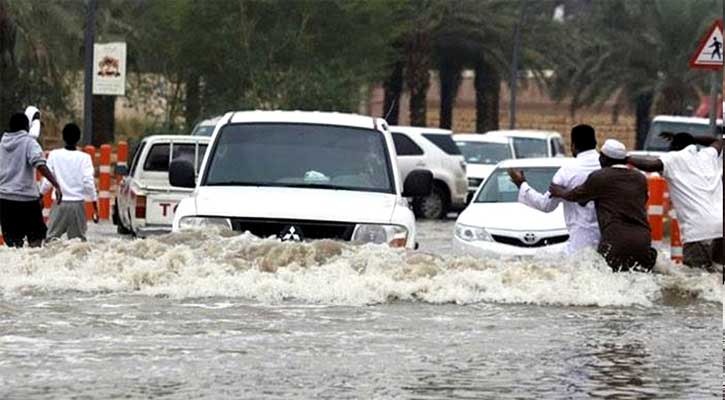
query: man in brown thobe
[{"left": 549, "top": 139, "right": 657, "bottom": 272}]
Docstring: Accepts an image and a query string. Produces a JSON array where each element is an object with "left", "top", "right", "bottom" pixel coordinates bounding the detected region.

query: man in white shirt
[
  {"left": 41, "top": 123, "right": 99, "bottom": 241},
  {"left": 507, "top": 124, "right": 600, "bottom": 255},
  {"left": 628, "top": 132, "right": 723, "bottom": 273}
]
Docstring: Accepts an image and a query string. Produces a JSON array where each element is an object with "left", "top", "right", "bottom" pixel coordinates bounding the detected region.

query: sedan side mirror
[
  {"left": 402, "top": 169, "right": 433, "bottom": 198},
  {"left": 115, "top": 165, "right": 129, "bottom": 176},
  {"left": 169, "top": 160, "right": 196, "bottom": 188}
]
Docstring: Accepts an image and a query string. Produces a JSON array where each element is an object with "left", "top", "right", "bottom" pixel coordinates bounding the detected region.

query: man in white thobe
[{"left": 507, "top": 124, "right": 601, "bottom": 255}]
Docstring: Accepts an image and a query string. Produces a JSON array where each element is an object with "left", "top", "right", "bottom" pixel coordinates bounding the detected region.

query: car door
[
  {"left": 119, "top": 140, "right": 146, "bottom": 227},
  {"left": 391, "top": 132, "right": 425, "bottom": 182}
]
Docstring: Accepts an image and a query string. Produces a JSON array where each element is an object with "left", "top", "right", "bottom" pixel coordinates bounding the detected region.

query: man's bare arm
[
  {"left": 37, "top": 164, "right": 63, "bottom": 204},
  {"left": 626, "top": 156, "right": 663, "bottom": 173},
  {"left": 692, "top": 134, "right": 723, "bottom": 153}
]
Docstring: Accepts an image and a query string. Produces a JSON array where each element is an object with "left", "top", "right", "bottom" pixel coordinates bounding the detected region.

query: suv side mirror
[
  {"left": 403, "top": 169, "right": 433, "bottom": 198},
  {"left": 115, "top": 165, "right": 129, "bottom": 176},
  {"left": 169, "top": 160, "right": 196, "bottom": 188}
]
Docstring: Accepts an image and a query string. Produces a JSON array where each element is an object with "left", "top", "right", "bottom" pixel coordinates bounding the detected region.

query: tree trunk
[
  {"left": 382, "top": 61, "right": 403, "bottom": 125},
  {"left": 92, "top": 95, "right": 115, "bottom": 146},
  {"left": 184, "top": 72, "right": 201, "bottom": 129},
  {"left": 474, "top": 61, "right": 500, "bottom": 133},
  {"left": 634, "top": 92, "right": 653, "bottom": 150},
  {"left": 438, "top": 57, "right": 462, "bottom": 130},
  {"left": 0, "top": 0, "right": 18, "bottom": 124},
  {"left": 405, "top": 32, "right": 431, "bottom": 127}
]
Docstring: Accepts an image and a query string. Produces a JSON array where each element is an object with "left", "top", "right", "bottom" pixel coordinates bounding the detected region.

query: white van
[{"left": 169, "top": 111, "right": 432, "bottom": 249}]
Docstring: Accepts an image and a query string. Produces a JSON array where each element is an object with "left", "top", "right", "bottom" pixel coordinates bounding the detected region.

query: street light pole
[
  {"left": 82, "top": 0, "right": 96, "bottom": 145},
  {"left": 709, "top": 71, "right": 718, "bottom": 134},
  {"left": 509, "top": 0, "right": 527, "bottom": 130}
]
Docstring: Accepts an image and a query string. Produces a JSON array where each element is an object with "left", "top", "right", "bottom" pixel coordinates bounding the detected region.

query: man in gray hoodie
[{"left": 0, "top": 113, "right": 63, "bottom": 247}]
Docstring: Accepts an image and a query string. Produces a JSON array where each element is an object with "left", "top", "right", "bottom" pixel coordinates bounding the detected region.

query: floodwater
[{"left": 0, "top": 220, "right": 721, "bottom": 399}]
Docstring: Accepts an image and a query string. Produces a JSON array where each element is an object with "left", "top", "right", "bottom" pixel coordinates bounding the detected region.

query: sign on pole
[
  {"left": 92, "top": 42, "right": 127, "bottom": 96},
  {"left": 689, "top": 20, "right": 723, "bottom": 70}
]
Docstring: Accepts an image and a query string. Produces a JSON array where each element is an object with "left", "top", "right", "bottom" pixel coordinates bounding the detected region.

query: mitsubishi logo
[
  {"left": 280, "top": 226, "right": 303, "bottom": 242},
  {"left": 522, "top": 232, "right": 538, "bottom": 244}
]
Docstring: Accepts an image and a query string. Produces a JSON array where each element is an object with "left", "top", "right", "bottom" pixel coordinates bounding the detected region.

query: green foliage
[
  {"left": 125, "top": 0, "right": 405, "bottom": 130},
  {"left": 0, "top": 0, "right": 82, "bottom": 122},
  {"left": 549, "top": 0, "right": 722, "bottom": 116}
]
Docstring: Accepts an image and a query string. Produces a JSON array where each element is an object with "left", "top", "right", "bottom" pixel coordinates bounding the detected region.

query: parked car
[
  {"left": 485, "top": 130, "right": 565, "bottom": 159},
  {"left": 113, "top": 135, "right": 210, "bottom": 236},
  {"left": 454, "top": 133, "right": 515, "bottom": 201},
  {"left": 169, "top": 111, "right": 432, "bottom": 249},
  {"left": 191, "top": 115, "right": 222, "bottom": 136},
  {"left": 390, "top": 126, "right": 468, "bottom": 219},
  {"left": 454, "top": 158, "right": 570, "bottom": 257},
  {"left": 634, "top": 115, "right": 724, "bottom": 156}
]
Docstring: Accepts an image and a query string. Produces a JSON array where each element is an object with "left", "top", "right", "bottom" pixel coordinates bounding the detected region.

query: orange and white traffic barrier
[
  {"left": 670, "top": 209, "right": 683, "bottom": 264},
  {"left": 99, "top": 144, "right": 112, "bottom": 220},
  {"left": 647, "top": 175, "right": 666, "bottom": 248},
  {"left": 83, "top": 145, "right": 96, "bottom": 220},
  {"left": 116, "top": 141, "right": 128, "bottom": 181}
]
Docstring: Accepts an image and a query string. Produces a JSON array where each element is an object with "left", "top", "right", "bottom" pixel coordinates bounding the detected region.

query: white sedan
[{"left": 454, "top": 158, "right": 570, "bottom": 257}]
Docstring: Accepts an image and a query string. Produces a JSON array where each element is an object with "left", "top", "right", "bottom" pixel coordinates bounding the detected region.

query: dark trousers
[{"left": 0, "top": 198, "right": 47, "bottom": 247}]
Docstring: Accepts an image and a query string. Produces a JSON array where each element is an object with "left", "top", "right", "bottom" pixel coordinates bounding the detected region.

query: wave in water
[{"left": 0, "top": 229, "right": 720, "bottom": 307}]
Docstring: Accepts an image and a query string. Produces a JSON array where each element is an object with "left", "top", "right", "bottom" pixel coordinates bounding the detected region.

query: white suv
[
  {"left": 390, "top": 126, "right": 468, "bottom": 219},
  {"left": 169, "top": 111, "right": 432, "bottom": 249}
]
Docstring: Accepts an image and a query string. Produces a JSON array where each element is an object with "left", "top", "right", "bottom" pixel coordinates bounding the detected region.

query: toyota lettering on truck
[{"left": 170, "top": 111, "right": 432, "bottom": 249}]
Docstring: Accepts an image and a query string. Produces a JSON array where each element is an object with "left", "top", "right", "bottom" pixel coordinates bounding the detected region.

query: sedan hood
[
  {"left": 193, "top": 186, "right": 398, "bottom": 224},
  {"left": 458, "top": 202, "right": 565, "bottom": 231},
  {"left": 466, "top": 164, "right": 496, "bottom": 180}
]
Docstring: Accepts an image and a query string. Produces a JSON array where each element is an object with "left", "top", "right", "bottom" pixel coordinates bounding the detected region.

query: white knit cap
[{"left": 601, "top": 139, "right": 627, "bottom": 159}]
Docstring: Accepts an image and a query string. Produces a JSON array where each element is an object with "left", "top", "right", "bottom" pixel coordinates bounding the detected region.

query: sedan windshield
[
  {"left": 476, "top": 167, "right": 558, "bottom": 203},
  {"left": 512, "top": 138, "right": 548, "bottom": 158},
  {"left": 456, "top": 141, "right": 512, "bottom": 164},
  {"left": 203, "top": 123, "right": 394, "bottom": 193}
]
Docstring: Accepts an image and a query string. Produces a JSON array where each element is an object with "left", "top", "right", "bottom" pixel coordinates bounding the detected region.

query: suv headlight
[
  {"left": 178, "top": 216, "right": 232, "bottom": 232},
  {"left": 455, "top": 223, "right": 493, "bottom": 242},
  {"left": 352, "top": 224, "right": 408, "bottom": 248}
]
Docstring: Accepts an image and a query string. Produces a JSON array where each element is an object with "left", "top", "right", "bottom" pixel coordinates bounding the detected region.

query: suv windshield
[
  {"left": 476, "top": 167, "right": 558, "bottom": 203},
  {"left": 644, "top": 120, "right": 723, "bottom": 151},
  {"left": 203, "top": 123, "right": 394, "bottom": 193},
  {"left": 422, "top": 133, "right": 461, "bottom": 155},
  {"left": 512, "top": 138, "right": 549, "bottom": 158},
  {"left": 456, "top": 141, "right": 512, "bottom": 164}
]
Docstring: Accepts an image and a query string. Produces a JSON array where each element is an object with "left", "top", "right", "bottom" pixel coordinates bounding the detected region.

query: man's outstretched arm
[
  {"left": 626, "top": 156, "right": 663, "bottom": 173},
  {"left": 508, "top": 168, "right": 561, "bottom": 213}
]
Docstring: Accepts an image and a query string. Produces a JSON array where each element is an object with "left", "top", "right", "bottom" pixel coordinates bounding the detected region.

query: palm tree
[
  {"left": 549, "top": 0, "right": 719, "bottom": 149},
  {"left": 0, "top": 0, "right": 81, "bottom": 124}
]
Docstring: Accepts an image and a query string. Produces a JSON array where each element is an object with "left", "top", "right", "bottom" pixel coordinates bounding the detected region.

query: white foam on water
[{"left": 0, "top": 230, "right": 720, "bottom": 307}]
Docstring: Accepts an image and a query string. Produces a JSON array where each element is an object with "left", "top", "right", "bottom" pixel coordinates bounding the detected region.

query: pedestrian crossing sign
[{"left": 689, "top": 20, "right": 723, "bottom": 70}]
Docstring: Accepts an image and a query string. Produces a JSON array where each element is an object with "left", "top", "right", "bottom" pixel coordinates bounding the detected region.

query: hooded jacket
[
  {"left": 0, "top": 130, "right": 46, "bottom": 201},
  {"left": 24, "top": 105, "right": 41, "bottom": 139}
]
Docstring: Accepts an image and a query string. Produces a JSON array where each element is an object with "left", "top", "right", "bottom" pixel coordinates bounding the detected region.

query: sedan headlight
[
  {"left": 455, "top": 223, "right": 493, "bottom": 242},
  {"left": 352, "top": 224, "right": 408, "bottom": 248},
  {"left": 178, "top": 216, "right": 233, "bottom": 232}
]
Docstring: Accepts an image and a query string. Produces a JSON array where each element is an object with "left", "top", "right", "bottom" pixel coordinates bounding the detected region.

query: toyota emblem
[{"left": 522, "top": 232, "right": 538, "bottom": 244}]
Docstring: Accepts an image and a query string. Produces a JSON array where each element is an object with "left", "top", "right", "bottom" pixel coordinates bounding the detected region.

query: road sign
[
  {"left": 93, "top": 42, "right": 127, "bottom": 95},
  {"left": 689, "top": 20, "right": 723, "bottom": 70}
]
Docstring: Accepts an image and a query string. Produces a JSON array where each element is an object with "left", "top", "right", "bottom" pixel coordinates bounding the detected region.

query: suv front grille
[
  {"left": 491, "top": 234, "right": 569, "bottom": 248},
  {"left": 229, "top": 218, "right": 356, "bottom": 241}
]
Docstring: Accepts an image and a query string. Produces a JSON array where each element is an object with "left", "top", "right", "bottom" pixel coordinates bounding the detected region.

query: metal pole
[
  {"left": 709, "top": 71, "right": 718, "bottom": 134},
  {"left": 509, "top": 0, "right": 526, "bottom": 130},
  {"left": 82, "top": 0, "right": 96, "bottom": 145}
]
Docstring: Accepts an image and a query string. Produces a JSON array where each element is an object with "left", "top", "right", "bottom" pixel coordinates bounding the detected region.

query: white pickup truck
[{"left": 113, "top": 135, "right": 209, "bottom": 236}]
